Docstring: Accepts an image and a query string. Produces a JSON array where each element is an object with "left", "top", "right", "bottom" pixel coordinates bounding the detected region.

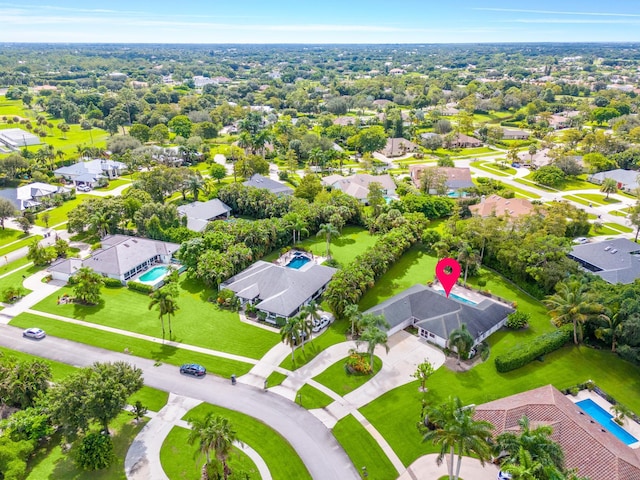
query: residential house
[
  {"left": 322, "top": 173, "right": 396, "bottom": 203},
  {"left": 517, "top": 148, "right": 554, "bottom": 168},
  {"left": 177, "top": 199, "right": 232, "bottom": 233},
  {"left": 474, "top": 385, "right": 640, "bottom": 480},
  {"left": 409, "top": 165, "right": 475, "bottom": 195},
  {"left": 243, "top": 174, "right": 293, "bottom": 196},
  {"left": 0, "top": 182, "right": 70, "bottom": 211},
  {"left": 220, "top": 260, "right": 336, "bottom": 323},
  {"left": 469, "top": 194, "right": 536, "bottom": 218},
  {"left": 372, "top": 99, "right": 392, "bottom": 109},
  {"left": 53, "top": 159, "right": 126, "bottom": 187},
  {"left": 363, "top": 284, "right": 514, "bottom": 346},
  {"left": 568, "top": 238, "right": 640, "bottom": 284},
  {"left": 589, "top": 169, "right": 640, "bottom": 192},
  {"left": 501, "top": 128, "right": 530, "bottom": 140},
  {"left": 49, "top": 234, "right": 179, "bottom": 284},
  {"left": 449, "top": 133, "right": 482, "bottom": 149},
  {"left": 379, "top": 138, "right": 419, "bottom": 158},
  {"left": 333, "top": 116, "right": 358, "bottom": 126},
  {"left": 0, "top": 128, "right": 40, "bottom": 150}
]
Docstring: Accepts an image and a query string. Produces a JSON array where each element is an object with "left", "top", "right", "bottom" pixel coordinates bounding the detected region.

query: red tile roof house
[{"left": 474, "top": 385, "right": 640, "bottom": 480}]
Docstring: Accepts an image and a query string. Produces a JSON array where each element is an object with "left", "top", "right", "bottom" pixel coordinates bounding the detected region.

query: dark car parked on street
[{"left": 180, "top": 363, "right": 206, "bottom": 377}]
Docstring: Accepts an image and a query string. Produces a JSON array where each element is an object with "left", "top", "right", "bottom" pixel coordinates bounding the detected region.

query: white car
[
  {"left": 23, "top": 327, "right": 46, "bottom": 339},
  {"left": 312, "top": 315, "right": 333, "bottom": 333},
  {"left": 76, "top": 185, "right": 91, "bottom": 192},
  {"left": 574, "top": 237, "right": 589, "bottom": 245}
]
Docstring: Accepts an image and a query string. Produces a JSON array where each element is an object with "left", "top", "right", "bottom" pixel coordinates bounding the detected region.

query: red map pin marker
[{"left": 435, "top": 257, "right": 461, "bottom": 298}]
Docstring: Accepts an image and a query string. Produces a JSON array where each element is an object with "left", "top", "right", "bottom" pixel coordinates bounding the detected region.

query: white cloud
[{"left": 475, "top": 7, "right": 640, "bottom": 17}]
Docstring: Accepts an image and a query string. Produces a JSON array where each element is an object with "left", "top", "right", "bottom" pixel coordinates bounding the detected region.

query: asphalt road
[{"left": 0, "top": 324, "right": 359, "bottom": 480}]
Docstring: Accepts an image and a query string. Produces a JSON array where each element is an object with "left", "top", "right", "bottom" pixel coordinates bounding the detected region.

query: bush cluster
[
  {"left": 126, "top": 281, "right": 154, "bottom": 294},
  {"left": 102, "top": 278, "right": 124, "bottom": 288},
  {"left": 506, "top": 310, "right": 530, "bottom": 329},
  {"left": 494, "top": 324, "right": 573, "bottom": 373},
  {"left": 345, "top": 353, "right": 372, "bottom": 375}
]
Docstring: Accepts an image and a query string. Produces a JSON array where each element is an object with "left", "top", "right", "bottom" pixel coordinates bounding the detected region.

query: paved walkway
[
  {"left": 125, "top": 393, "right": 272, "bottom": 480},
  {"left": 398, "top": 454, "right": 500, "bottom": 480}
]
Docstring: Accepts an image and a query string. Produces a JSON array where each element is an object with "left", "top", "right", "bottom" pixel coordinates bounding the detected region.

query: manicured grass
[
  {"left": 279, "top": 319, "right": 349, "bottom": 370},
  {"left": 563, "top": 194, "right": 591, "bottom": 207},
  {"left": 129, "top": 386, "right": 170, "bottom": 412},
  {"left": 0, "top": 227, "right": 26, "bottom": 247},
  {"left": 360, "top": 344, "right": 640, "bottom": 467},
  {"left": 26, "top": 410, "right": 146, "bottom": 480},
  {"left": 514, "top": 178, "right": 555, "bottom": 192},
  {"left": 30, "top": 276, "right": 279, "bottom": 359},
  {"left": 297, "top": 383, "right": 335, "bottom": 409},
  {"left": 469, "top": 161, "right": 509, "bottom": 177},
  {"left": 610, "top": 210, "right": 628, "bottom": 217},
  {"left": 263, "top": 226, "right": 378, "bottom": 266},
  {"left": 0, "top": 234, "right": 43, "bottom": 257},
  {"left": 604, "top": 222, "right": 633, "bottom": 233},
  {"left": 589, "top": 225, "right": 622, "bottom": 236},
  {"left": 9, "top": 312, "right": 254, "bottom": 378},
  {"left": 161, "top": 426, "right": 259, "bottom": 480},
  {"left": 313, "top": 356, "right": 383, "bottom": 397},
  {"left": 557, "top": 178, "right": 600, "bottom": 192},
  {"left": 94, "top": 178, "right": 132, "bottom": 191},
  {"left": 332, "top": 414, "right": 398, "bottom": 480},
  {"left": 0, "top": 255, "right": 32, "bottom": 275},
  {"left": 574, "top": 193, "right": 620, "bottom": 205},
  {"left": 0, "top": 263, "right": 42, "bottom": 295},
  {"left": 500, "top": 183, "right": 541, "bottom": 199},
  {"left": 35, "top": 198, "right": 83, "bottom": 227},
  {"left": 183, "top": 403, "right": 311, "bottom": 480},
  {"left": 266, "top": 371, "right": 287, "bottom": 387}
]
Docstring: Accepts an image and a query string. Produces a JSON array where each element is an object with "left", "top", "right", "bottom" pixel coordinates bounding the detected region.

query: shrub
[
  {"left": 102, "top": 278, "right": 124, "bottom": 288},
  {"left": 506, "top": 310, "right": 530, "bottom": 329},
  {"left": 127, "top": 281, "right": 154, "bottom": 294},
  {"left": 73, "top": 432, "right": 114, "bottom": 470},
  {"left": 2, "top": 286, "right": 27, "bottom": 303},
  {"left": 494, "top": 324, "right": 573, "bottom": 373},
  {"left": 476, "top": 278, "right": 487, "bottom": 287},
  {"left": 345, "top": 352, "right": 372, "bottom": 375}
]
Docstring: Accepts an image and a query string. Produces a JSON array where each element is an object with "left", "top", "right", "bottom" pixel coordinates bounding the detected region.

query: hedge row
[
  {"left": 103, "top": 277, "right": 124, "bottom": 288},
  {"left": 494, "top": 324, "right": 573, "bottom": 373},
  {"left": 127, "top": 281, "right": 154, "bottom": 294}
]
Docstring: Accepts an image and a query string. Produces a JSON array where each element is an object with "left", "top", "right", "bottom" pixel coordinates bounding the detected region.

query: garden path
[{"left": 398, "top": 453, "right": 500, "bottom": 480}]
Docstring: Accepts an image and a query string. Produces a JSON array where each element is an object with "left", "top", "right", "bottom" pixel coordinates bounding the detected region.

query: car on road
[
  {"left": 511, "top": 162, "right": 521, "bottom": 168},
  {"left": 574, "top": 237, "right": 589, "bottom": 244},
  {"left": 76, "top": 185, "right": 91, "bottom": 192},
  {"left": 312, "top": 315, "right": 333, "bottom": 333},
  {"left": 180, "top": 363, "right": 206, "bottom": 377},
  {"left": 23, "top": 327, "right": 46, "bottom": 339}
]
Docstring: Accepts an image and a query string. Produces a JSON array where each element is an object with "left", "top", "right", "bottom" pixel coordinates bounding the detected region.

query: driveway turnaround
[{"left": 0, "top": 324, "right": 359, "bottom": 480}]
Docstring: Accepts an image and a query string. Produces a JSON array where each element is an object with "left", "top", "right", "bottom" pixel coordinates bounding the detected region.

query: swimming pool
[
  {"left": 286, "top": 254, "right": 311, "bottom": 270},
  {"left": 576, "top": 398, "right": 638, "bottom": 445},
  {"left": 434, "top": 289, "right": 478, "bottom": 306},
  {"left": 139, "top": 266, "right": 169, "bottom": 282}
]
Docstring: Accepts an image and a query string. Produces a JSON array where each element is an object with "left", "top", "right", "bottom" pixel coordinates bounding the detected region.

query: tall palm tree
[
  {"left": 316, "top": 223, "right": 340, "bottom": 259},
  {"left": 600, "top": 177, "right": 618, "bottom": 199},
  {"left": 496, "top": 416, "right": 564, "bottom": 478},
  {"left": 423, "top": 396, "right": 493, "bottom": 480},
  {"left": 358, "top": 325, "right": 389, "bottom": 370},
  {"left": 595, "top": 310, "right": 624, "bottom": 352},
  {"left": 185, "top": 174, "right": 204, "bottom": 201},
  {"left": 544, "top": 281, "right": 602, "bottom": 345},
  {"left": 448, "top": 324, "right": 474, "bottom": 364},
  {"left": 457, "top": 243, "right": 479, "bottom": 286},
  {"left": 148, "top": 287, "right": 179, "bottom": 341},
  {"left": 188, "top": 413, "right": 239, "bottom": 480},
  {"left": 280, "top": 316, "right": 304, "bottom": 361},
  {"left": 344, "top": 303, "right": 362, "bottom": 338}
]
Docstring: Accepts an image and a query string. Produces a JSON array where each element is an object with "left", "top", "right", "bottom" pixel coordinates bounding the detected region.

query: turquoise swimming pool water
[
  {"left": 287, "top": 255, "right": 311, "bottom": 269},
  {"left": 576, "top": 398, "right": 638, "bottom": 445},
  {"left": 434, "top": 289, "right": 478, "bottom": 306},
  {"left": 139, "top": 266, "right": 169, "bottom": 282}
]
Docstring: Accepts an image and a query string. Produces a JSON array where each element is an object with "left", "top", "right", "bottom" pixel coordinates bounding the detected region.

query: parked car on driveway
[
  {"left": 180, "top": 363, "right": 206, "bottom": 377},
  {"left": 23, "top": 328, "right": 46, "bottom": 339},
  {"left": 312, "top": 315, "right": 333, "bottom": 333},
  {"left": 76, "top": 185, "right": 91, "bottom": 192},
  {"left": 574, "top": 237, "right": 589, "bottom": 244}
]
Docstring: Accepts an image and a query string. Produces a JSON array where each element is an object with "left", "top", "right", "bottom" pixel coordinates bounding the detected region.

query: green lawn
[
  {"left": 603, "top": 222, "right": 633, "bottom": 233},
  {"left": 35, "top": 198, "right": 83, "bottom": 227},
  {"left": 264, "top": 226, "right": 378, "bottom": 266},
  {"left": 129, "top": 386, "right": 170, "bottom": 412},
  {"left": 514, "top": 178, "right": 555, "bottom": 192},
  {"left": 0, "top": 234, "right": 43, "bottom": 257},
  {"left": 27, "top": 411, "right": 145, "bottom": 480},
  {"left": 313, "top": 356, "right": 383, "bottom": 397},
  {"left": 574, "top": 193, "right": 620, "bottom": 205},
  {"left": 332, "top": 415, "right": 398, "bottom": 480},
  {"left": 0, "top": 255, "right": 32, "bottom": 275},
  {"left": 182, "top": 403, "right": 311, "bottom": 480},
  {"left": 161, "top": 427, "right": 259, "bottom": 480},
  {"left": 563, "top": 194, "right": 592, "bottom": 207},
  {"left": 279, "top": 319, "right": 349, "bottom": 370},
  {"left": 9, "top": 312, "right": 254, "bottom": 378},
  {"left": 557, "top": 177, "right": 600, "bottom": 192},
  {"left": 0, "top": 97, "right": 29, "bottom": 117},
  {"left": 266, "top": 371, "right": 287, "bottom": 388},
  {"left": 296, "top": 383, "right": 335, "bottom": 409},
  {"left": 94, "top": 178, "right": 132, "bottom": 191},
  {"left": 30, "top": 276, "right": 279, "bottom": 359},
  {"left": 0, "top": 227, "right": 27, "bottom": 247},
  {"left": 0, "top": 263, "right": 42, "bottom": 295},
  {"left": 469, "top": 161, "right": 514, "bottom": 177}
]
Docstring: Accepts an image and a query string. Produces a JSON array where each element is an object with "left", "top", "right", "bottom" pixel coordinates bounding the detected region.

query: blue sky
[{"left": 2, "top": 1, "right": 640, "bottom": 43}]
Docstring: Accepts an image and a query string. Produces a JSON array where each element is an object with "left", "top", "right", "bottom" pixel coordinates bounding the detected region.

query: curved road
[{"left": 0, "top": 324, "right": 359, "bottom": 480}]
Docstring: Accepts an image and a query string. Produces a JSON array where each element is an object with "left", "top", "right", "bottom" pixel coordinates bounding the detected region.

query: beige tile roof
[
  {"left": 469, "top": 194, "right": 535, "bottom": 218},
  {"left": 474, "top": 385, "right": 640, "bottom": 480}
]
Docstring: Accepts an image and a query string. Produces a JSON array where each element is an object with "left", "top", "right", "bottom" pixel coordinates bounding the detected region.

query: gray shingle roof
[
  {"left": 364, "top": 284, "right": 513, "bottom": 341},
  {"left": 568, "top": 238, "right": 640, "bottom": 284},
  {"left": 82, "top": 235, "right": 180, "bottom": 276},
  {"left": 243, "top": 174, "right": 293, "bottom": 195},
  {"left": 589, "top": 169, "right": 640, "bottom": 191},
  {"left": 177, "top": 199, "right": 232, "bottom": 232},
  {"left": 221, "top": 260, "right": 336, "bottom": 318}
]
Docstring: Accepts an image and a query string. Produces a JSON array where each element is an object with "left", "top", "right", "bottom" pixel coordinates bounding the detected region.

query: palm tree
[
  {"left": 344, "top": 303, "right": 362, "bottom": 338},
  {"left": 595, "top": 310, "right": 624, "bottom": 352},
  {"left": 316, "top": 223, "right": 340, "bottom": 259},
  {"left": 89, "top": 211, "right": 110, "bottom": 238},
  {"left": 600, "top": 177, "right": 617, "bottom": 199},
  {"left": 358, "top": 325, "right": 389, "bottom": 370},
  {"left": 188, "top": 413, "right": 239, "bottom": 480},
  {"left": 280, "top": 316, "right": 304, "bottom": 361},
  {"left": 448, "top": 324, "right": 474, "bottom": 364},
  {"left": 457, "top": 243, "right": 479, "bottom": 286},
  {"left": 496, "top": 416, "right": 564, "bottom": 477},
  {"left": 423, "top": 396, "right": 493, "bottom": 480},
  {"left": 501, "top": 447, "right": 548, "bottom": 480},
  {"left": 544, "top": 281, "right": 602, "bottom": 345},
  {"left": 148, "top": 287, "right": 179, "bottom": 341},
  {"left": 186, "top": 174, "right": 204, "bottom": 201},
  {"left": 284, "top": 213, "right": 308, "bottom": 244}
]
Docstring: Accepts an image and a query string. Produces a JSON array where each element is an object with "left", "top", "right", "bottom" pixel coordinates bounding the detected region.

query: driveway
[{"left": 0, "top": 324, "right": 359, "bottom": 480}]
